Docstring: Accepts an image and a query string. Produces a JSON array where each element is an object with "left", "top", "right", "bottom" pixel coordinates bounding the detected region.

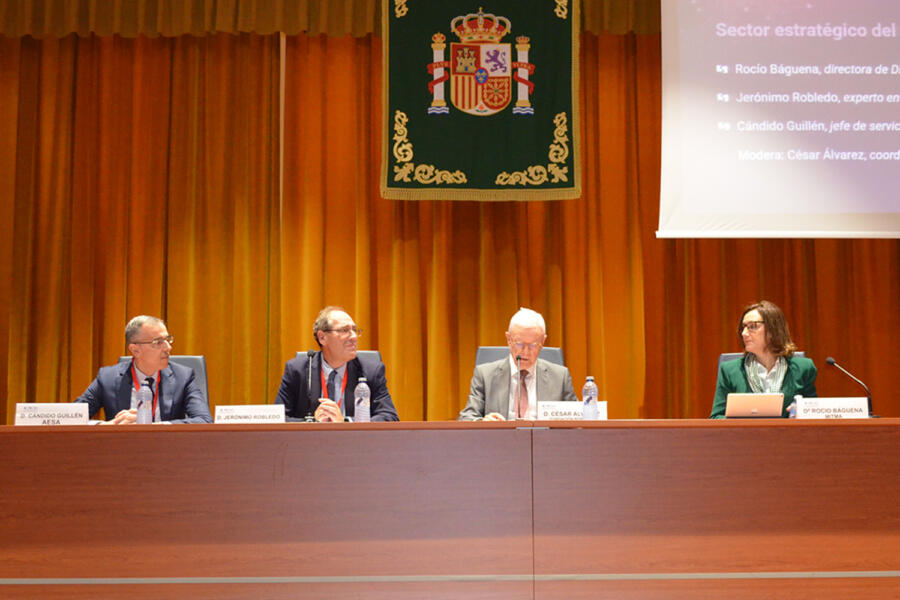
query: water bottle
[
  {"left": 354, "top": 377, "right": 371, "bottom": 423},
  {"left": 787, "top": 394, "right": 801, "bottom": 419},
  {"left": 136, "top": 384, "right": 153, "bottom": 424},
  {"left": 582, "top": 376, "right": 599, "bottom": 420},
  {"left": 129, "top": 386, "right": 149, "bottom": 420}
]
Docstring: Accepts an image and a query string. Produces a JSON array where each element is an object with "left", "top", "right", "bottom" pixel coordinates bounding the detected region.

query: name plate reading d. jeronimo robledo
[
  {"left": 15, "top": 403, "right": 89, "bottom": 426},
  {"left": 215, "top": 405, "right": 285, "bottom": 424},
  {"left": 796, "top": 397, "right": 869, "bottom": 419},
  {"left": 538, "top": 401, "right": 607, "bottom": 421}
]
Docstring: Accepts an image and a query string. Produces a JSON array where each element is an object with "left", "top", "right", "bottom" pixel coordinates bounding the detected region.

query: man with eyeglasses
[
  {"left": 74, "top": 315, "right": 212, "bottom": 424},
  {"left": 459, "top": 307, "right": 577, "bottom": 421},
  {"left": 275, "top": 306, "right": 399, "bottom": 422}
]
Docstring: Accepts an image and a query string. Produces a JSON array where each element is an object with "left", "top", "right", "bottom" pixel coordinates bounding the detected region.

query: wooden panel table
[
  {"left": 2, "top": 419, "right": 900, "bottom": 598},
  {"left": 532, "top": 419, "right": 900, "bottom": 599},
  {"left": 0, "top": 422, "right": 534, "bottom": 599}
]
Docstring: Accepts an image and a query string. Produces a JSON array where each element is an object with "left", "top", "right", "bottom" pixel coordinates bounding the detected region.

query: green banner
[{"left": 381, "top": 1, "right": 580, "bottom": 201}]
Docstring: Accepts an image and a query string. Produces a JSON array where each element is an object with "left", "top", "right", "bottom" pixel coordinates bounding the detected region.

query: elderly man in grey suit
[{"left": 459, "top": 308, "right": 577, "bottom": 421}]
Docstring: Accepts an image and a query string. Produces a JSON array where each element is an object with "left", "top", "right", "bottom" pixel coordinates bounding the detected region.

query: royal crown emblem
[{"left": 427, "top": 7, "right": 535, "bottom": 117}]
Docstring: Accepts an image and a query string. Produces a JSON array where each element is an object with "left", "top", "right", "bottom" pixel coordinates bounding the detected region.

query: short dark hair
[
  {"left": 125, "top": 315, "right": 166, "bottom": 345},
  {"left": 313, "top": 306, "right": 345, "bottom": 347},
  {"left": 738, "top": 300, "right": 797, "bottom": 358}
]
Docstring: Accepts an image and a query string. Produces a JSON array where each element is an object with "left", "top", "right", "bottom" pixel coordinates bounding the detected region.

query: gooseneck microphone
[
  {"left": 825, "top": 356, "right": 873, "bottom": 416},
  {"left": 304, "top": 350, "right": 317, "bottom": 422}
]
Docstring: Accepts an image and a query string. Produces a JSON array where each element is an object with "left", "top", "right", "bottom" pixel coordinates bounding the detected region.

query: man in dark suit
[
  {"left": 459, "top": 307, "right": 577, "bottom": 421},
  {"left": 75, "top": 315, "right": 212, "bottom": 424},
  {"left": 276, "top": 306, "right": 398, "bottom": 422}
]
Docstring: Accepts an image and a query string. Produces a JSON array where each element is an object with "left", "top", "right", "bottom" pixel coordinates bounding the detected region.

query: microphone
[
  {"left": 825, "top": 356, "right": 873, "bottom": 417},
  {"left": 304, "top": 350, "right": 316, "bottom": 422}
]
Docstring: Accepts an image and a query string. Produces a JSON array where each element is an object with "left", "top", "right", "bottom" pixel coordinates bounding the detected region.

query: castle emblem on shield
[{"left": 427, "top": 8, "right": 535, "bottom": 116}]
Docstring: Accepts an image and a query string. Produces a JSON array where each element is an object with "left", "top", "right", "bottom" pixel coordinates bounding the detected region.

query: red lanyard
[
  {"left": 320, "top": 367, "right": 348, "bottom": 407},
  {"left": 131, "top": 362, "right": 160, "bottom": 420}
]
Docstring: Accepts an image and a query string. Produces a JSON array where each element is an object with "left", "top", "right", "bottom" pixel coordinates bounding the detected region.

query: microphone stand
[
  {"left": 826, "top": 356, "right": 874, "bottom": 417},
  {"left": 304, "top": 350, "right": 317, "bottom": 422}
]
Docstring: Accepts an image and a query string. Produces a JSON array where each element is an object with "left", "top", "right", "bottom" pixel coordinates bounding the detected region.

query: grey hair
[
  {"left": 508, "top": 307, "right": 546, "bottom": 334},
  {"left": 313, "top": 306, "right": 346, "bottom": 347},
  {"left": 125, "top": 315, "right": 166, "bottom": 345}
]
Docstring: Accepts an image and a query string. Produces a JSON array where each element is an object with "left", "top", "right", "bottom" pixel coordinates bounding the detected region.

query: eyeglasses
[
  {"left": 511, "top": 341, "right": 542, "bottom": 352},
  {"left": 741, "top": 321, "right": 764, "bottom": 333},
  {"left": 324, "top": 325, "right": 362, "bottom": 337},
  {"left": 132, "top": 335, "right": 174, "bottom": 349}
]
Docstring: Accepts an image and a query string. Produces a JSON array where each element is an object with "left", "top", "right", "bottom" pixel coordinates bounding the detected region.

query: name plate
[
  {"left": 796, "top": 397, "right": 869, "bottom": 419},
  {"left": 215, "top": 405, "right": 286, "bottom": 424},
  {"left": 15, "top": 403, "right": 89, "bottom": 426},
  {"left": 538, "top": 401, "right": 607, "bottom": 421}
]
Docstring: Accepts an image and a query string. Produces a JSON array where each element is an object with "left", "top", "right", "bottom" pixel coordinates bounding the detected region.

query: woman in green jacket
[{"left": 710, "top": 300, "right": 817, "bottom": 418}]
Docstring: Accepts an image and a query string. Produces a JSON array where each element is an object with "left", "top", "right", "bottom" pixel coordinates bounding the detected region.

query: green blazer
[{"left": 710, "top": 355, "right": 817, "bottom": 419}]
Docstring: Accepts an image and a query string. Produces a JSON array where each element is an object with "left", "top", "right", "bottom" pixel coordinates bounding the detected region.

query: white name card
[
  {"left": 215, "top": 404, "right": 285, "bottom": 424},
  {"left": 538, "top": 401, "right": 607, "bottom": 421},
  {"left": 15, "top": 403, "right": 89, "bottom": 426},
  {"left": 796, "top": 397, "right": 869, "bottom": 419}
]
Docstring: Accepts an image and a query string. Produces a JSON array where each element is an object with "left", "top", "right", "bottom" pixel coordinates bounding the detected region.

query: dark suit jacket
[
  {"left": 75, "top": 360, "right": 212, "bottom": 423},
  {"left": 710, "top": 354, "right": 818, "bottom": 419},
  {"left": 275, "top": 351, "right": 399, "bottom": 422}
]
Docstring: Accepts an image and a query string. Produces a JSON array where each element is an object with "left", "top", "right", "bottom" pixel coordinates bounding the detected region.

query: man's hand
[
  {"left": 483, "top": 412, "right": 506, "bottom": 422},
  {"left": 314, "top": 399, "right": 343, "bottom": 422},
  {"left": 112, "top": 409, "right": 137, "bottom": 425}
]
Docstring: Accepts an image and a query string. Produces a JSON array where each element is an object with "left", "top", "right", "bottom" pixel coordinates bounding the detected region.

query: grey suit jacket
[{"left": 458, "top": 357, "right": 578, "bottom": 420}]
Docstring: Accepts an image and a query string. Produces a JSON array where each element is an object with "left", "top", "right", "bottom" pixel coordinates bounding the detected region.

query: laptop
[{"left": 725, "top": 393, "right": 784, "bottom": 418}]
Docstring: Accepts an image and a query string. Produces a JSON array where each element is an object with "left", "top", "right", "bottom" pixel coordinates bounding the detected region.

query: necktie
[
  {"left": 145, "top": 377, "right": 155, "bottom": 422},
  {"left": 518, "top": 370, "right": 529, "bottom": 419},
  {"left": 327, "top": 370, "right": 338, "bottom": 402}
]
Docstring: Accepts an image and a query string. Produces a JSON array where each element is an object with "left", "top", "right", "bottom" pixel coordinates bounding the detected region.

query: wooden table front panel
[
  {"left": 532, "top": 420, "right": 900, "bottom": 597},
  {"left": 0, "top": 424, "right": 534, "bottom": 586}
]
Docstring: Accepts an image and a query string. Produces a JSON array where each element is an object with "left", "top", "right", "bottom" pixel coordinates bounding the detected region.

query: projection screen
[{"left": 658, "top": 1, "right": 900, "bottom": 238}]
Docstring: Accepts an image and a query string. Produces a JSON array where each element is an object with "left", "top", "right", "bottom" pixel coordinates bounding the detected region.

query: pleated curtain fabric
[{"left": 3, "top": 2, "right": 900, "bottom": 423}]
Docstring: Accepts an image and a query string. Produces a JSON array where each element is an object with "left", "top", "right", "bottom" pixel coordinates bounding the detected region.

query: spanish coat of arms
[{"left": 427, "top": 8, "right": 536, "bottom": 116}]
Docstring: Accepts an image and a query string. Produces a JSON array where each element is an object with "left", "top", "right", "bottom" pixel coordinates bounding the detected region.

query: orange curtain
[
  {"left": 645, "top": 238, "right": 900, "bottom": 418},
  {"left": 281, "top": 33, "right": 657, "bottom": 420},
  {"left": 0, "top": 0, "right": 379, "bottom": 38},
  {"left": 0, "top": 32, "right": 280, "bottom": 421},
  {"left": 4, "top": 29, "right": 900, "bottom": 424},
  {"left": 0, "top": 0, "right": 660, "bottom": 38}
]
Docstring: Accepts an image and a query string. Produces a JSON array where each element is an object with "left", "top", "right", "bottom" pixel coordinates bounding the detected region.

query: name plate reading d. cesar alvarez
[
  {"left": 796, "top": 397, "right": 869, "bottom": 419},
  {"left": 538, "top": 401, "right": 608, "bottom": 421},
  {"left": 215, "top": 405, "right": 286, "bottom": 424},
  {"left": 15, "top": 403, "right": 89, "bottom": 426}
]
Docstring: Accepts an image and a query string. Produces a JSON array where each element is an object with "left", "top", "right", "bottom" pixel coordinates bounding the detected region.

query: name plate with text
[
  {"left": 15, "top": 403, "right": 89, "bottom": 426},
  {"left": 538, "top": 401, "right": 607, "bottom": 421},
  {"left": 215, "top": 405, "right": 286, "bottom": 424},
  {"left": 796, "top": 397, "right": 869, "bottom": 419}
]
